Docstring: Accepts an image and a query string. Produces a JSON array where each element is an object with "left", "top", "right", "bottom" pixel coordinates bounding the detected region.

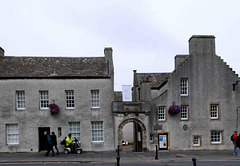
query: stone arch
[{"left": 118, "top": 118, "right": 147, "bottom": 151}]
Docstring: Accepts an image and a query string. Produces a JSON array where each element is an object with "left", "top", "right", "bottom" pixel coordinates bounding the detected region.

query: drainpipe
[{"left": 236, "top": 106, "right": 240, "bottom": 132}]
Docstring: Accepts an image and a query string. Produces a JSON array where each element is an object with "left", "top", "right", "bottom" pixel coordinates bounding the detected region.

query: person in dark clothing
[
  {"left": 51, "top": 132, "right": 59, "bottom": 155},
  {"left": 45, "top": 131, "right": 54, "bottom": 157},
  {"left": 236, "top": 134, "right": 240, "bottom": 156}
]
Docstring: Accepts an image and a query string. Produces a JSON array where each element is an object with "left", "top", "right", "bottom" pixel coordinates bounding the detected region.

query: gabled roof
[
  {"left": 0, "top": 56, "right": 110, "bottom": 79},
  {"left": 136, "top": 73, "right": 171, "bottom": 89}
]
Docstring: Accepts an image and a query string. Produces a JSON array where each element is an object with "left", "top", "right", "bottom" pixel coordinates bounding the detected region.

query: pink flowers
[{"left": 48, "top": 103, "right": 60, "bottom": 115}]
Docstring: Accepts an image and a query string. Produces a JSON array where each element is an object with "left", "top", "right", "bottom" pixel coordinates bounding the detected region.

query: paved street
[{"left": 0, "top": 150, "right": 240, "bottom": 165}]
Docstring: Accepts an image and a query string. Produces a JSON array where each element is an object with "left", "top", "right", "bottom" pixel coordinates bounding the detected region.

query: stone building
[
  {"left": 0, "top": 47, "right": 115, "bottom": 152},
  {"left": 1, "top": 35, "right": 240, "bottom": 153},
  {"left": 132, "top": 35, "right": 240, "bottom": 151}
]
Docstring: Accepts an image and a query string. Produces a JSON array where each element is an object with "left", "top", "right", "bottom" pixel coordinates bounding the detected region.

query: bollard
[
  {"left": 155, "top": 145, "right": 158, "bottom": 160},
  {"left": 116, "top": 145, "right": 120, "bottom": 166},
  {"left": 117, "top": 145, "right": 120, "bottom": 156},
  {"left": 116, "top": 156, "right": 120, "bottom": 166},
  {"left": 192, "top": 157, "right": 196, "bottom": 166}
]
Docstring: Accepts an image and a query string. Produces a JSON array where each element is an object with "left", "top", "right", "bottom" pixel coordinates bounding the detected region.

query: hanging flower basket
[
  {"left": 48, "top": 103, "right": 60, "bottom": 115},
  {"left": 168, "top": 105, "right": 181, "bottom": 115}
]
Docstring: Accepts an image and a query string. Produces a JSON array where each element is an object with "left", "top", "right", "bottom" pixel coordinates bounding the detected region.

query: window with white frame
[
  {"left": 193, "top": 135, "right": 201, "bottom": 146},
  {"left": 210, "top": 104, "right": 219, "bottom": 119},
  {"left": 181, "top": 105, "right": 188, "bottom": 120},
  {"left": 6, "top": 124, "right": 19, "bottom": 145},
  {"left": 16, "top": 91, "right": 25, "bottom": 110},
  {"left": 91, "top": 121, "right": 103, "bottom": 142},
  {"left": 180, "top": 78, "right": 188, "bottom": 96},
  {"left": 158, "top": 106, "right": 166, "bottom": 121},
  {"left": 40, "top": 91, "right": 49, "bottom": 109},
  {"left": 66, "top": 90, "right": 74, "bottom": 109},
  {"left": 68, "top": 122, "right": 80, "bottom": 141},
  {"left": 211, "top": 131, "right": 222, "bottom": 144},
  {"left": 91, "top": 90, "right": 100, "bottom": 108}
]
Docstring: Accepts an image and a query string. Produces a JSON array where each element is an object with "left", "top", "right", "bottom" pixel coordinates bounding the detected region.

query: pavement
[{"left": 0, "top": 150, "right": 239, "bottom": 164}]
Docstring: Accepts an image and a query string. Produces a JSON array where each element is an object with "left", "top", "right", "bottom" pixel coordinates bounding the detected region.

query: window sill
[
  {"left": 16, "top": 109, "right": 25, "bottom": 111},
  {"left": 180, "top": 95, "right": 188, "bottom": 97},
  {"left": 211, "top": 142, "right": 222, "bottom": 145},
  {"left": 193, "top": 145, "right": 200, "bottom": 147},
  {"left": 91, "top": 141, "right": 104, "bottom": 143},
  {"left": 210, "top": 118, "right": 219, "bottom": 120},
  {"left": 66, "top": 108, "right": 75, "bottom": 110},
  {"left": 91, "top": 107, "right": 100, "bottom": 110},
  {"left": 7, "top": 143, "right": 19, "bottom": 146},
  {"left": 40, "top": 108, "right": 49, "bottom": 110}
]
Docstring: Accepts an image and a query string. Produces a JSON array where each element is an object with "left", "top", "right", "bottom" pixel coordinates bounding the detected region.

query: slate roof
[
  {"left": 136, "top": 73, "right": 171, "bottom": 89},
  {"left": 0, "top": 56, "right": 110, "bottom": 79}
]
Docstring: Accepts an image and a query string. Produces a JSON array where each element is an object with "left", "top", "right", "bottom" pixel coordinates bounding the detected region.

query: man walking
[
  {"left": 51, "top": 132, "right": 59, "bottom": 155},
  {"left": 233, "top": 131, "right": 238, "bottom": 155}
]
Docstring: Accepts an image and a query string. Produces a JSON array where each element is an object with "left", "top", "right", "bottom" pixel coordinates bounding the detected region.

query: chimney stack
[
  {"left": 104, "top": 47, "right": 114, "bottom": 76},
  {"left": 174, "top": 55, "right": 188, "bottom": 69},
  {"left": 0, "top": 47, "right": 4, "bottom": 56},
  {"left": 189, "top": 35, "right": 215, "bottom": 56}
]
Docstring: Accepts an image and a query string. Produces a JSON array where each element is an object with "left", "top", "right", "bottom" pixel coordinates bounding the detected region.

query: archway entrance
[{"left": 118, "top": 118, "right": 146, "bottom": 152}]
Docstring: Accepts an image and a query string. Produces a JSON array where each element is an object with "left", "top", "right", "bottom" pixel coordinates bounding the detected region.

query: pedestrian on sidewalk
[
  {"left": 232, "top": 131, "right": 238, "bottom": 155},
  {"left": 51, "top": 132, "right": 59, "bottom": 155},
  {"left": 236, "top": 134, "right": 240, "bottom": 156},
  {"left": 45, "top": 131, "right": 54, "bottom": 157}
]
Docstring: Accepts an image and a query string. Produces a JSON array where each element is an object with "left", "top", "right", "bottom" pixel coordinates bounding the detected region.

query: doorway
[
  {"left": 38, "top": 127, "right": 50, "bottom": 151},
  {"left": 121, "top": 122, "right": 143, "bottom": 152},
  {"left": 158, "top": 133, "right": 168, "bottom": 150},
  {"left": 118, "top": 118, "right": 146, "bottom": 152}
]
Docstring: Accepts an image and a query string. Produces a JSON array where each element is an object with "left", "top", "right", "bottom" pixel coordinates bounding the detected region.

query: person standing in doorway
[
  {"left": 233, "top": 131, "right": 238, "bottom": 155},
  {"left": 51, "top": 132, "right": 59, "bottom": 155}
]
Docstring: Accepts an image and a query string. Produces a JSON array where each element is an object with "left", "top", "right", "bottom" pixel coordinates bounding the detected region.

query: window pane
[
  {"left": 181, "top": 105, "right": 188, "bottom": 120},
  {"left": 193, "top": 136, "right": 200, "bottom": 146},
  {"left": 91, "top": 90, "right": 100, "bottom": 108},
  {"left": 7, "top": 124, "right": 19, "bottom": 144},
  {"left": 40, "top": 91, "right": 49, "bottom": 108},
  {"left": 92, "top": 121, "right": 103, "bottom": 141},
  {"left": 66, "top": 90, "right": 75, "bottom": 108},
  {"left": 69, "top": 122, "right": 80, "bottom": 141},
  {"left": 16, "top": 91, "right": 25, "bottom": 109},
  {"left": 210, "top": 104, "right": 218, "bottom": 119},
  {"left": 211, "top": 132, "right": 221, "bottom": 144},
  {"left": 158, "top": 107, "right": 165, "bottom": 121},
  {"left": 180, "top": 78, "right": 188, "bottom": 96}
]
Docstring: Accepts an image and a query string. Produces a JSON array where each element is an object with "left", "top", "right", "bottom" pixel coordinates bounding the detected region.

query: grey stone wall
[
  {"left": 0, "top": 78, "right": 114, "bottom": 152},
  {"left": 151, "top": 36, "right": 240, "bottom": 150}
]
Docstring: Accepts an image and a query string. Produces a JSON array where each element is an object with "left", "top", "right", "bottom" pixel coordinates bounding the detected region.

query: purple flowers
[
  {"left": 168, "top": 105, "right": 181, "bottom": 115},
  {"left": 48, "top": 103, "right": 60, "bottom": 115}
]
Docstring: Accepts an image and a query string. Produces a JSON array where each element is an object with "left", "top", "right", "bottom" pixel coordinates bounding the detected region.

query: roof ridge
[{"left": 1, "top": 56, "right": 104, "bottom": 59}]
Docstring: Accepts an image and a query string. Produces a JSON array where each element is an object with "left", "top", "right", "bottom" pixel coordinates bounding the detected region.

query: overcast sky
[{"left": 1, "top": 0, "right": 240, "bottom": 91}]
